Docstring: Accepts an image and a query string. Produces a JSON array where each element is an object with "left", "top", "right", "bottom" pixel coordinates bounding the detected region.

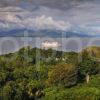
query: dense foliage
[{"left": 0, "top": 46, "right": 100, "bottom": 100}]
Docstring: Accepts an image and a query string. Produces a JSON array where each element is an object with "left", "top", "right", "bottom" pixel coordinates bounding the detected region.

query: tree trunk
[{"left": 86, "top": 73, "right": 90, "bottom": 84}]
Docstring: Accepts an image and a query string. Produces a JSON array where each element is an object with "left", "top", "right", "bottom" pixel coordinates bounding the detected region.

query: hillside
[
  {"left": 0, "top": 46, "right": 100, "bottom": 100},
  {"left": 82, "top": 46, "right": 100, "bottom": 60}
]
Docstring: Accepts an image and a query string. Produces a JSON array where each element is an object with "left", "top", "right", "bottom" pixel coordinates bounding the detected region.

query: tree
[
  {"left": 0, "top": 71, "right": 8, "bottom": 87},
  {"left": 1, "top": 81, "right": 16, "bottom": 100},
  {"left": 78, "top": 51, "right": 98, "bottom": 83},
  {"left": 46, "top": 63, "right": 78, "bottom": 87},
  {"left": 27, "top": 80, "right": 44, "bottom": 99}
]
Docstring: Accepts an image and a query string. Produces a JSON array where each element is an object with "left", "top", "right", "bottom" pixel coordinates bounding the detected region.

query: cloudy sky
[{"left": 0, "top": 0, "right": 100, "bottom": 36}]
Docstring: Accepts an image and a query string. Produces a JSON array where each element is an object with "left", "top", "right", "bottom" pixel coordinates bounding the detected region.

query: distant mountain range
[{"left": 0, "top": 29, "right": 95, "bottom": 37}]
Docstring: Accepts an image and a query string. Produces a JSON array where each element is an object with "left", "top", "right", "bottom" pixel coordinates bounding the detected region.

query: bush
[{"left": 88, "top": 75, "right": 100, "bottom": 88}]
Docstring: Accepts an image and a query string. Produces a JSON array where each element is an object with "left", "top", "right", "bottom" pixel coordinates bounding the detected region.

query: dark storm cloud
[
  {"left": 0, "top": 0, "right": 99, "bottom": 10},
  {"left": 0, "top": 0, "right": 17, "bottom": 7},
  {"left": 29, "top": 0, "right": 95, "bottom": 10}
]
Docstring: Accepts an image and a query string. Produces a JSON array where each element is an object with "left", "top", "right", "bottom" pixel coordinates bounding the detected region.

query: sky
[{"left": 0, "top": 0, "right": 100, "bottom": 36}]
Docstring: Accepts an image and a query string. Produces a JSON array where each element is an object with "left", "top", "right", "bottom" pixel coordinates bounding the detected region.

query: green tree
[
  {"left": 46, "top": 64, "right": 78, "bottom": 87},
  {"left": 78, "top": 58, "right": 99, "bottom": 83}
]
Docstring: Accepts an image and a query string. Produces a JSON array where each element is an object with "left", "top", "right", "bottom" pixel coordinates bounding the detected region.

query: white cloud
[
  {"left": 25, "top": 15, "right": 71, "bottom": 31},
  {"left": 0, "top": 7, "right": 71, "bottom": 31}
]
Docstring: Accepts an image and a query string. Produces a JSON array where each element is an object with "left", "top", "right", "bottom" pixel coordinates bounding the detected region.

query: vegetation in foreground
[{"left": 0, "top": 46, "right": 100, "bottom": 100}]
